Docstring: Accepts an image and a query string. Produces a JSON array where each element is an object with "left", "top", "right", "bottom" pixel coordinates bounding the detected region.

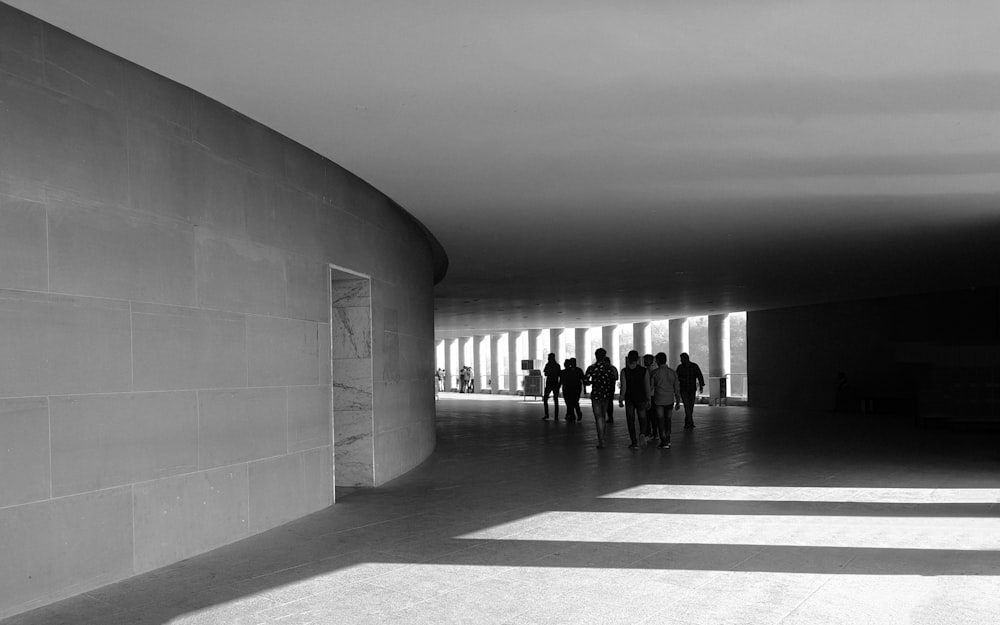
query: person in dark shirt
[
  {"left": 541, "top": 353, "right": 562, "bottom": 420},
  {"left": 619, "top": 350, "right": 650, "bottom": 448},
  {"left": 584, "top": 348, "right": 618, "bottom": 449},
  {"left": 560, "top": 358, "right": 585, "bottom": 422},
  {"left": 676, "top": 352, "right": 705, "bottom": 428}
]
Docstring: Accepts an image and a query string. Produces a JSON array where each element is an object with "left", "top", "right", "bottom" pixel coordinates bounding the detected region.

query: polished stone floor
[{"left": 5, "top": 395, "right": 1000, "bottom": 625}]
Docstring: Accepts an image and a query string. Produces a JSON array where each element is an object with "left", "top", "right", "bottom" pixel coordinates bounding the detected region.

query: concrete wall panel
[
  {"left": 285, "top": 253, "right": 329, "bottom": 322},
  {"left": 0, "top": 290, "right": 132, "bottom": 397},
  {"left": 132, "top": 303, "right": 247, "bottom": 392},
  {"left": 50, "top": 392, "right": 199, "bottom": 497},
  {"left": 248, "top": 447, "right": 332, "bottom": 533},
  {"left": 319, "top": 322, "right": 332, "bottom": 386},
  {"left": 48, "top": 200, "right": 196, "bottom": 306},
  {"left": 198, "top": 388, "right": 287, "bottom": 469},
  {"left": 247, "top": 316, "right": 319, "bottom": 387},
  {"left": 0, "top": 195, "right": 47, "bottom": 291},
  {"left": 132, "top": 465, "right": 249, "bottom": 574},
  {"left": 288, "top": 385, "right": 332, "bottom": 453},
  {"left": 0, "top": 73, "right": 128, "bottom": 206},
  {"left": 195, "top": 229, "right": 286, "bottom": 317},
  {"left": 0, "top": 397, "right": 49, "bottom": 507},
  {"left": 0, "top": 487, "right": 133, "bottom": 619}
]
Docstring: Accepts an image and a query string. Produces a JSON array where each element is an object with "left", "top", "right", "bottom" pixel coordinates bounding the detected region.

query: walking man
[
  {"left": 560, "top": 358, "right": 585, "bottom": 422},
  {"left": 619, "top": 350, "right": 650, "bottom": 448},
  {"left": 542, "top": 353, "right": 562, "bottom": 420},
  {"left": 584, "top": 348, "right": 618, "bottom": 449},
  {"left": 676, "top": 352, "right": 705, "bottom": 428},
  {"left": 650, "top": 352, "right": 680, "bottom": 449}
]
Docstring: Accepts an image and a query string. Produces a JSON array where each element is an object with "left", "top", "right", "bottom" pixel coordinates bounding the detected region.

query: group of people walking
[{"left": 542, "top": 348, "right": 705, "bottom": 450}]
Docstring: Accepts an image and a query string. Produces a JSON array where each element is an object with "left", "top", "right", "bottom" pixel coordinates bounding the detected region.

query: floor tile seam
[{"left": 771, "top": 572, "right": 843, "bottom": 625}]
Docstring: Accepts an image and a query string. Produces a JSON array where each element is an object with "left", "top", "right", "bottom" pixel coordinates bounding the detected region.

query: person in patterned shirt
[{"left": 584, "top": 347, "right": 618, "bottom": 449}]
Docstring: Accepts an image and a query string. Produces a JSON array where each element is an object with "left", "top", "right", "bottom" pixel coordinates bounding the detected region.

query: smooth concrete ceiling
[{"left": 10, "top": 1, "right": 1000, "bottom": 339}]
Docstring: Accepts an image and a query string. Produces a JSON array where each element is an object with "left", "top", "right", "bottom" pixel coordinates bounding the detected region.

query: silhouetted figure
[
  {"left": 619, "top": 350, "right": 650, "bottom": 448},
  {"left": 560, "top": 358, "right": 585, "bottom": 422},
  {"left": 650, "top": 352, "right": 680, "bottom": 449},
  {"left": 542, "top": 353, "right": 562, "bottom": 420},
  {"left": 643, "top": 353, "right": 659, "bottom": 441},
  {"left": 584, "top": 348, "right": 618, "bottom": 448},
  {"left": 676, "top": 352, "right": 705, "bottom": 428},
  {"left": 467, "top": 366, "right": 475, "bottom": 392},
  {"left": 458, "top": 366, "right": 469, "bottom": 393},
  {"left": 604, "top": 355, "right": 615, "bottom": 422}
]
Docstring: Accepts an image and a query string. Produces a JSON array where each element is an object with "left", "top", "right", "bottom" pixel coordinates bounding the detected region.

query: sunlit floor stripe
[
  {"left": 599, "top": 485, "right": 1000, "bottom": 504},
  {"left": 457, "top": 511, "right": 1000, "bottom": 550}
]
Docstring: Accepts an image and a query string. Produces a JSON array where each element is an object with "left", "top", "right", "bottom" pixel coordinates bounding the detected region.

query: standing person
[
  {"left": 542, "top": 353, "right": 562, "bottom": 420},
  {"left": 467, "top": 366, "right": 475, "bottom": 393},
  {"left": 458, "top": 367, "right": 468, "bottom": 393},
  {"left": 584, "top": 348, "right": 618, "bottom": 449},
  {"left": 560, "top": 358, "right": 585, "bottom": 422},
  {"left": 619, "top": 350, "right": 650, "bottom": 448},
  {"left": 604, "top": 356, "right": 616, "bottom": 422},
  {"left": 675, "top": 352, "right": 705, "bottom": 428},
  {"left": 650, "top": 352, "right": 680, "bottom": 449},
  {"left": 643, "top": 353, "right": 659, "bottom": 442}
]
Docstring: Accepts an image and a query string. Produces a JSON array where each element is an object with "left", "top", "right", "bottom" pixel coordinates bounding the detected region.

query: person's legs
[
  {"left": 606, "top": 394, "right": 614, "bottom": 422},
  {"left": 553, "top": 388, "right": 560, "bottom": 419},
  {"left": 591, "top": 398, "right": 608, "bottom": 448},
  {"left": 637, "top": 406, "right": 648, "bottom": 442},
  {"left": 656, "top": 404, "right": 672, "bottom": 448},
  {"left": 625, "top": 403, "right": 638, "bottom": 446},
  {"left": 681, "top": 390, "right": 696, "bottom": 427},
  {"left": 647, "top": 402, "right": 658, "bottom": 439},
  {"left": 542, "top": 386, "right": 553, "bottom": 419}
]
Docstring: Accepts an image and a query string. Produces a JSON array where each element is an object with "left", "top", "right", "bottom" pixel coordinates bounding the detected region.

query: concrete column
[
  {"left": 708, "top": 314, "right": 731, "bottom": 379},
  {"left": 458, "top": 337, "right": 470, "bottom": 370},
  {"left": 507, "top": 330, "right": 522, "bottom": 394},
  {"left": 668, "top": 318, "right": 689, "bottom": 367},
  {"left": 601, "top": 325, "right": 620, "bottom": 368},
  {"left": 435, "top": 339, "right": 444, "bottom": 369},
  {"left": 489, "top": 334, "right": 501, "bottom": 393},
  {"left": 549, "top": 328, "right": 565, "bottom": 362},
  {"left": 526, "top": 329, "right": 542, "bottom": 366},
  {"left": 444, "top": 338, "right": 456, "bottom": 391},
  {"left": 633, "top": 322, "right": 651, "bottom": 357},
  {"left": 574, "top": 327, "right": 589, "bottom": 368},
  {"left": 472, "top": 335, "right": 486, "bottom": 393}
]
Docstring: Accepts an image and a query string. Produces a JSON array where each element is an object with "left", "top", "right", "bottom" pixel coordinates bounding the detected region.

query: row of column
[{"left": 438, "top": 314, "right": 731, "bottom": 394}]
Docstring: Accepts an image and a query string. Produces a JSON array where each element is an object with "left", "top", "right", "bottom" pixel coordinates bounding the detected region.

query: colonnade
[{"left": 437, "top": 313, "right": 738, "bottom": 399}]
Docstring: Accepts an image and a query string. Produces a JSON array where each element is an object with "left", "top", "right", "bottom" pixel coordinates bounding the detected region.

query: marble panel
[
  {"left": 131, "top": 302, "right": 247, "bottom": 392},
  {"left": 50, "top": 391, "right": 199, "bottom": 497},
  {"left": 0, "top": 195, "right": 47, "bottom": 291},
  {"left": 330, "top": 277, "right": 370, "bottom": 307},
  {"left": 246, "top": 316, "right": 319, "bottom": 387},
  {"left": 132, "top": 465, "right": 249, "bottom": 574},
  {"left": 287, "top": 385, "right": 332, "bottom": 453},
  {"left": 195, "top": 228, "right": 286, "bottom": 317},
  {"left": 0, "top": 73, "right": 129, "bottom": 206},
  {"left": 331, "top": 306, "right": 372, "bottom": 360},
  {"left": 0, "top": 290, "right": 132, "bottom": 397},
  {"left": 48, "top": 199, "right": 196, "bottom": 306},
  {"left": 0, "top": 397, "right": 49, "bottom": 507},
  {"left": 0, "top": 487, "right": 132, "bottom": 618},
  {"left": 285, "top": 253, "right": 328, "bottom": 322},
  {"left": 248, "top": 447, "right": 332, "bottom": 533},
  {"left": 198, "top": 387, "right": 287, "bottom": 469},
  {"left": 334, "top": 409, "right": 374, "bottom": 488},
  {"left": 332, "top": 358, "right": 373, "bottom": 411}
]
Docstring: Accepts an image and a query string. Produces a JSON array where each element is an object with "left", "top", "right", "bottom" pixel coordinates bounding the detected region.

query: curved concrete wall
[{"left": 0, "top": 4, "right": 442, "bottom": 618}]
